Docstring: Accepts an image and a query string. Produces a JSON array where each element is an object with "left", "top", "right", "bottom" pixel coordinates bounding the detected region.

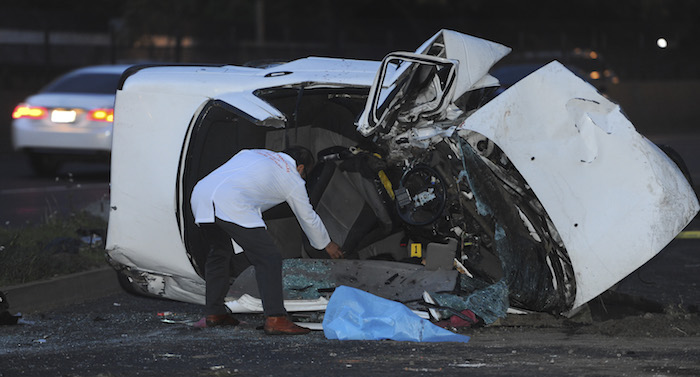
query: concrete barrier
[{"left": 1, "top": 267, "right": 121, "bottom": 314}]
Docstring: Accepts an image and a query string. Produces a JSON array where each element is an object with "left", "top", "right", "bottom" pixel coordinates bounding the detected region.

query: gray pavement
[{"left": 1, "top": 279, "right": 698, "bottom": 377}]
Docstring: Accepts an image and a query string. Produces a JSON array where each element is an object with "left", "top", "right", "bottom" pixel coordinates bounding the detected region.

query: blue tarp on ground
[{"left": 322, "top": 285, "right": 470, "bottom": 343}]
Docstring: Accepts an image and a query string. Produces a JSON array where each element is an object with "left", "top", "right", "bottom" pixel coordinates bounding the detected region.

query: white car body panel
[
  {"left": 357, "top": 52, "right": 459, "bottom": 137},
  {"left": 108, "top": 89, "right": 209, "bottom": 303},
  {"left": 458, "top": 61, "right": 700, "bottom": 309}
]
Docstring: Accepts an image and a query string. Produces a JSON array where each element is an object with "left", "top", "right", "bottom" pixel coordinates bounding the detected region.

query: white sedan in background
[{"left": 11, "top": 64, "right": 131, "bottom": 176}]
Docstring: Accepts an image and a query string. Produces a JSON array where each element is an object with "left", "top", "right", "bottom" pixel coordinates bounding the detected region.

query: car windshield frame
[
  {"left": 358, "top": 52, "right": 456, "bottom": 136},
  {"left": 40, "top": 72, "right": 123, "bottom": 95}
]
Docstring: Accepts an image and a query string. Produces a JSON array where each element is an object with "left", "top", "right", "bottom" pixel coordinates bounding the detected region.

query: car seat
[{"left": 303, "top": 152, "right": 401, "bottom": 260}]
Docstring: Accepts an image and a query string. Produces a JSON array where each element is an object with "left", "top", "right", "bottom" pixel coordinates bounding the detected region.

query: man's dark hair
[{"left": 283, "top": 145, "right": 315, "bottom": 170}]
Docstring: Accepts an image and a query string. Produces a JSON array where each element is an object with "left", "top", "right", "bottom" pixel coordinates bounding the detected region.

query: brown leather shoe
[
  {"left": 263, "top": 316, "right": 311, "bottom": 335},
  {"left": 192, "top": 314, "right": 240, "bottom": 328}
]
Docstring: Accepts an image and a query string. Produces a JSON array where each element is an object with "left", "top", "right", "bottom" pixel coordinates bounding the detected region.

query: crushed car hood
[{"left": 458, "top": 61, "right": 699, "bottom": 310}]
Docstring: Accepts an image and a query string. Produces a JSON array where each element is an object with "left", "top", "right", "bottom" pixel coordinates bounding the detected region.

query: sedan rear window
[{"left": 41, "top": 73, "right": 122, "bottom": 95}]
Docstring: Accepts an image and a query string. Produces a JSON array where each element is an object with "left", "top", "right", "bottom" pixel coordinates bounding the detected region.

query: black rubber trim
[{"left": 117, "top": 63, "right": 228, "bottom": 90}]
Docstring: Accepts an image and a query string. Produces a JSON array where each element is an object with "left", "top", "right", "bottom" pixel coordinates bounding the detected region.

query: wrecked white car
[{"left": 106, "top": 30, "right": 698, "bottom": 320}]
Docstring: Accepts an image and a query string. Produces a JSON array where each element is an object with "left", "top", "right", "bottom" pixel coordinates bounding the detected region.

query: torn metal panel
[
  {"left": 356, "top": 29, "right": 510, "bottom": 154},
  {"left": 414, "top": 29, "right": 512, "bottom": 96},
  {"left": 227, "top": 259, "right": 458, "bottom": 305},
  {"left": 357, "top": 30, "right": 511, "bottom": 136},
  {"left": 215, "top": 91, "right": 286, "bottom": 128},
  {"left": 356, "top": 52, "right": 458, "bottom": 137},
  {"left": 458, "top": 61, "right": 700, "bottom": 310}
]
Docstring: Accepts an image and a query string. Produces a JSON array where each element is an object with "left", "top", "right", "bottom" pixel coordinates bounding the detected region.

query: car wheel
[
  {"left": 657, "top": 144, "right": 694, "bottom": 188},
  {"left": 115, "top": 270, "right": 161, "bottom": 298},
  {"left": 28, "top": 153, "right": 62, "bottom": 177},
  {"left": 116, "top": 270, "right": 144, "bottom": 296}
]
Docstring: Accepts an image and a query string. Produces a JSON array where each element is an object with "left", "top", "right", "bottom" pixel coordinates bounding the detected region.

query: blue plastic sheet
[{"left": 322, "top": 286, "right": 470, "bottom": 343}]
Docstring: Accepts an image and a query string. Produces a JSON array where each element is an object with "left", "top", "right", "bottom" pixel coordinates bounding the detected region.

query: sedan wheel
[{"left": 28, "top": 152, "right": 62, "bottom": 177}]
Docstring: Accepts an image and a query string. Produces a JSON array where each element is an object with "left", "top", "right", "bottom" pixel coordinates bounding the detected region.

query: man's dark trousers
[{"left": 201, "top": 217, "right": 286, "bottom": 317}]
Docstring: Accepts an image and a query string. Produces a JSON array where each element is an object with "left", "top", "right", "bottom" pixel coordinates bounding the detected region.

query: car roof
[{"left": 120, "top": 57, "right": 381, "bottom": 95}]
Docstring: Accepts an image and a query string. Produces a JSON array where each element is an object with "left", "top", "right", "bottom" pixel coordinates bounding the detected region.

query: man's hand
[{"left": 325, "top": 241, "right": 344, "bottom": 259}]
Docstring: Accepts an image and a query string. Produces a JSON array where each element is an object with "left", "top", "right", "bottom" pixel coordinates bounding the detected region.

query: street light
[{"left": 656, "top": 37, "right": 668, "bottom": 49}]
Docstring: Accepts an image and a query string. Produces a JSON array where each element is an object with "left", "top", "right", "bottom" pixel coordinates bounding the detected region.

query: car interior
[{"left": 179, "top": 86, "right": 404, "bottom": 278}]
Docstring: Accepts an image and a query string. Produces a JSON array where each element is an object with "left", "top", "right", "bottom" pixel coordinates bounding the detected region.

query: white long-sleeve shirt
[{"left": 190, "top": 149, "right": 331, "bottom": 250}]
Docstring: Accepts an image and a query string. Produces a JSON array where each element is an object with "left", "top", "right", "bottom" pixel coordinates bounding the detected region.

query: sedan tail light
[
  {"left": 12, "top": 104, "right": 48, "bottom": 119},
  {"left": 87, "top": 108, "right": 114, "bottom": 122}
]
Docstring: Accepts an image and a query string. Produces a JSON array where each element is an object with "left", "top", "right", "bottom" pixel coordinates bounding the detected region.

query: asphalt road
[
  {"left": 1, "top": 288, "right": 698, "bottom": 377},
  {"left": 0, "top": 151, "right": 109, "bottom": 226}
]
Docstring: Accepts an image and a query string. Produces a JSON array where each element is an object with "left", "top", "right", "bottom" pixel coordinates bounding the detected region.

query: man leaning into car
[{"left": 190, "top": 146, "right": 343, "bottom": 334}]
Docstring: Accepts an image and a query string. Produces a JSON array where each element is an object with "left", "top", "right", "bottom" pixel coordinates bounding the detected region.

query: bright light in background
[{"left": 657, "top": 37, "right": 668, "bottom": 49}]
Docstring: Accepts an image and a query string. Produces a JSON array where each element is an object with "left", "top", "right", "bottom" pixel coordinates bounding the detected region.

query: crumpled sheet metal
[
  {"left": 458, "top": 61, "right": 700, "bottom": 310},
  {"left": 323, "top": 285, "right": 470, "bottom": 343},
  {"left": 106, "top": 250, "right": 207, "bottom": 305},
  {"left": 356, "top": 29, "right": 510, "bottom": 138},
  {"left": 414, "top": 29, "right": 512, "bottom": 96}
]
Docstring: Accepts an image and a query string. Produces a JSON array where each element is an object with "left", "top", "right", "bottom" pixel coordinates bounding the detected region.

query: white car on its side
[
  {"left": 11, "top": 64, "right": 132, "bottom": 176},
  {"left": 105, "top": 30, "right": 698, "bottom": 318}
]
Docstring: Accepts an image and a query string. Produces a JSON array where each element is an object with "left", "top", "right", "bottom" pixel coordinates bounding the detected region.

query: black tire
[
  {"left": 115, "top": 270, "right": 159, "bottom": 298},
  {"left": 28, "top": 153, "right": 62, "bottom": 177},
  {"left": 657, "top": 144, "right": 694, "bottom": 188}
]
